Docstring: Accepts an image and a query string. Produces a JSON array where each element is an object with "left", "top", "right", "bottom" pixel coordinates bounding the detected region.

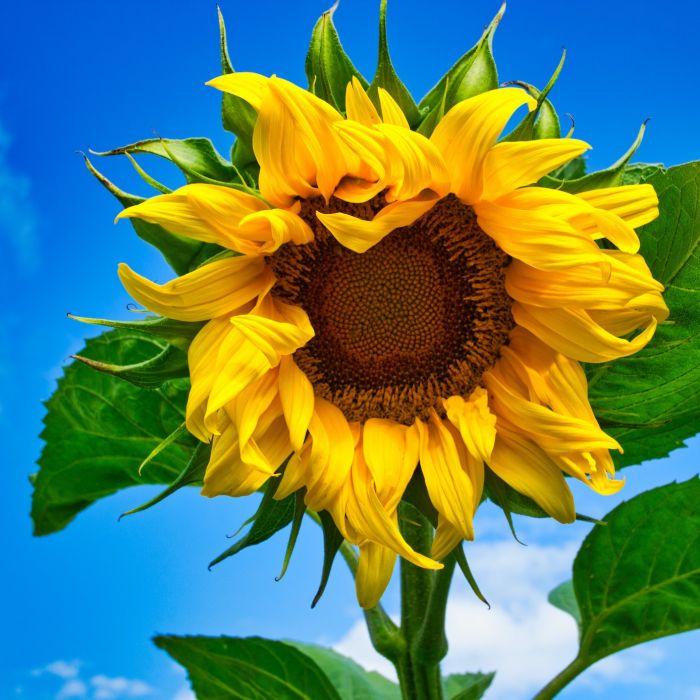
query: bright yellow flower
[{"left": 116, "top": 74, "right": 667, "bottom": 608}]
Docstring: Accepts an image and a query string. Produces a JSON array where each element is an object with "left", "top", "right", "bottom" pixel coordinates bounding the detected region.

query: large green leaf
[
  {"left": 32, "top": 329, "right": 196, "bottom": 535},
  {"left": 285, "top": 642, "right": 400, "bottom": 700},
  {"left": 547, "top": 580, "right": 581, "bottom": 632},
  {"left": 443, "top": 672, "right": 495, "bottom": 700},
  {"left": 306, "top": 2, "right": 368, "bottom": 112},
  {"left": 540, "top": 479, "right": 700, "bottom": 694},
  {"left": 587, "top": 162, "right": 700, "bottom": 467},
  {"left": 155, "top": 636, "right": 342, "bottom": 700}
]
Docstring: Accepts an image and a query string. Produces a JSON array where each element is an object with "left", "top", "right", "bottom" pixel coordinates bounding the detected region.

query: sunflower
[{"left": 116, "top": 74, "right": 667, "bottom": 608}]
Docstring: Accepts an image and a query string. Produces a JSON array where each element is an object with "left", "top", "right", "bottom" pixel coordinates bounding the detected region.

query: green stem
[
  {"left": 398, "top": 503, "right": 445, "bottom": 700},
  {"left": 531, "top": 656, "right": 588, "bottom": 700}
]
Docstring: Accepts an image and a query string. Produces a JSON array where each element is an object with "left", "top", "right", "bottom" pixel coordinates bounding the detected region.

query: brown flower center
[{"left": 267, "top": 194, "right": 513, "bottom": 424}]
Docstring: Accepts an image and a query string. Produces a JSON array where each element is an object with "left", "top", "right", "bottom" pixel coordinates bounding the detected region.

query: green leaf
[
  {"left": 547, "top": 580, "right": 582, "bottom": 633},
  {"left": 68, "top": 314, "right": 203, "bottom": 352},
  {"left": 155, "top": 635, "right": 342, "bottom": 700},
  {"left": 83, "top": 154, "right": 217, "bottom": 275},
  {"left": 311, "top": 509, "right": 345, "bottom": 607},
  {"left": 443, "top": 672, "right": 495, "bottom": 700},
  {"left": 285, "top": 642, "right": 400, "bottom": 700},
  {"left": 417, "top": 4, "right": 503, "bottom": 136},
  {"left": 32, "top": 329, "right": 197, "bottom": 535},
  {"left": 587, "top": 162, "right": 700, "bottom": 467},
  {"left": 72, "top": 335, "right": 189, "bottom": 389},
  {"left": 539, "top": 479, "right": 700, "bottom": 693},
  {"left": 367, "top": 0, "right": 420, "bottom": 126},
  {"left": 540, "top": 121, "right": 647, "bottom": 193},
  {"left": 306, "top": 1, "right": 368, "bottom": 112},
  {"left": 90, "top": 136, "right": 240, "bottom": 185},
  {"left": 550, "top": 155, "right": 586, "bottom": 181},
  {"left": 209, "top": 476, "right": 295, "bottom": 569},
  {"left": 217, "top": 7, "right": 258, "bottom": 171},
  {"left": 120, "top": 441, "right": 209, "bottom": 519}
]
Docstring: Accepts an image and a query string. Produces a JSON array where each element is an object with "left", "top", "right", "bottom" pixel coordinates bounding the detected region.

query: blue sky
[{"left": 2, "top": 1, "right": 699, "bottom": 698}]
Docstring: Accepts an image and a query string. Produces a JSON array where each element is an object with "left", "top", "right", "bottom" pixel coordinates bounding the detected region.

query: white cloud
[
  {"left": 57, "top": 679, "right": 88, "bottom": 699},
  {"left": 90, "top": 675, "right": 153, "bottom": 700},
  {"left": 332, "top": 538, "right": 667, "bottom": 700},
  {"left": 171, "top": 687, "right": 196, "bottom": 700},
  {"left": 0, "top": 119, "right": 38, "bottom": 271},
  {"left": 32, "top": 660, "right": 81, "bottom": 679}
]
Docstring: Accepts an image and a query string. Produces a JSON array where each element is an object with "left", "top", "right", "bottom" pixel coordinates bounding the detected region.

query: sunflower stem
[{"left": 398, "top": 502, "right": 445, "bottom": 700}]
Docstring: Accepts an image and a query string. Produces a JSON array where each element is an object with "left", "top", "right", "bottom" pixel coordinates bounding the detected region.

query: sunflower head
[{"left": 107, "top": 2, "right": 667, "bottom": 608}]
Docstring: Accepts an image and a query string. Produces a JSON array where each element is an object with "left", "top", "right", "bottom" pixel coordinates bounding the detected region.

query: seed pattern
[{"left": 267, "top": 194, "right": 513, "bottom": 424}]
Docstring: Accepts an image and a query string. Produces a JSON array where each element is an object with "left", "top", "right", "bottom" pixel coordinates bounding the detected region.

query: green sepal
[
  {"left": 454, "top": 544, "right": 490, "bottom": 608},
  {"left": 123, "top": 152, "right": 172, "bottom": 194},
  {"left": 83, "top": 154, "right": 213, "bottom": 275},
  {"left": 120, "top": 440, "right": 209, "bottom": 519},
  {"left": 71, "top": 337, "right": 189, "bottom": 389},
  {"left": 550, "top": 154, "right": 586, "bottom": 181},
  {"left": 367, "top": 0, "right": 420, "bottom": 127},
  {"left": 208, "top": 474, "right": 295, "bottom": 569},
  {"left": 417, "top": 3, "right": 503, "bottom": 136},
  {"left": 90, "top": 136, "right": 242, "bottom": 187},
  {"left": 502, "top": 49, "right": 565, "bottom": 142},
  {"left": 68, "top": 314, "right": 204, "bottom": 353},
  {"left": 311, "top": 509, "right": 344, "bottom": 608},
  {"left": 540, "top": 120, "right": 648, "bottom": 193},
  {"left": 275, "top": 490, "right": 306, "bottom": 581},
  {"left": 305, "top": 1, "right": 368, "bottom": 112},
  {"left": 217, "top": 7, "right": 258, "bottom": 171}
]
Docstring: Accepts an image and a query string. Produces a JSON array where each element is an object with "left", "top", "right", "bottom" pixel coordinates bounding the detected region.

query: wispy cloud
[
  {"left": 29, "top": 661, "right": 153, "bottom": 700},
  {"left": 332, "top": 538, "right": 664, "bottom": 700},
  {"left": 90, "top": 675, "right": 152, "bottom": 700},
  {"left": 0, "top": 117, "right": 38, "bottom": 272}
]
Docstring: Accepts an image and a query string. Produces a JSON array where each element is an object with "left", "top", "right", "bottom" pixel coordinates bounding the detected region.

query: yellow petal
[
  {"left": 481, "top": 139, "right": 590, "bottom": 201},
  {"left": 512, "top": 302, "right": 659, "bottom": 363},
  {"left": 431, "top": 517, "right": 463, "bottom": 561},
  {"left": 506, "top": 251, "right": 664, "bottom": 311},
  {"left": 317, "top": 196, "right": 438, "bottom": 253},
  {"left": 362, "top": 419, "right": 419, "bottom": 512},
  {"left": 485, "top": 369, "right": 620, "bottom": 453},
  {"left": 431, "top": 87, "right": 536, "bottom": 203},
  {"left": 475, "top": 198, "right": 605, "bottom": 271},
  {"left": 378, "top": 87, "right": 409, "bottom": 128},
  {"left": 417, "top": 412, "right": 476, "bottom": 541},
  {"left": 300, "top": 397, "right": 356, "bottom": 511},
  {"left": 577, "top": 184, "right": 659, "bottom": 230},
  {"left": 118, "top": 256, "right": 271, "bottom": 322},
  {"left": 345, "top": 77, "right": 381, "bottom": 126},
  {"left": 205, "top": 71, "right": 269, "bottom": 110},
  {"left": 254, "top": 77, "right": 351, "bottom": 206},
  {"left": 443, "top": 387, "right": 497, "bottom": 462},
  {"left": 488, "top": 430, "right": 575, "bottom": 523},
  {"left": 204, "top": 301, "right": 314, "bottom": 429},
  {"left": 378, "top": 124, "right": 450, "bottom": 201},
  {"left": 278, "top": 355, "right": 315, "bottom": 451},
  {"left": 356, "top": 542, "right": 397, "bottom": 609},
  {"left": 234, "top": 208, "right": 314, "bottom": 255}
]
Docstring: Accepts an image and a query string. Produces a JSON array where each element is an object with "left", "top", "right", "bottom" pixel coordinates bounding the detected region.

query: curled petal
[
  {"left": 317, "top": 196, "right": 438, "bottom": 253},
  {"left": 118, "top": 256, "right": 272, "bottom": 322}
]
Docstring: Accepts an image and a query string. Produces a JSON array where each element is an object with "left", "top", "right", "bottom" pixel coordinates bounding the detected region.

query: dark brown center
[{"left": 267, "top": 194, "right": 513, "bottom": 424}]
